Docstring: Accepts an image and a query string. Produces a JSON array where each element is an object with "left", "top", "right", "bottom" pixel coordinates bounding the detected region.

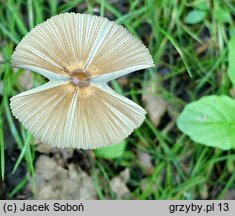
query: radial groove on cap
[
  {"left": 10, "top": 13, "right": 154, "bottom": 149},
  {"left": 10, "top": 82, "right": 146, "bottom": 149},
  {"left": 11, "top": 13, "right": 153, "bottom": 80}
]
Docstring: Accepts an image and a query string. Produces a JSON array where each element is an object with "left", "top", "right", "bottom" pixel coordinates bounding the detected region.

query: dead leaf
[
  {"left": 199, "top": 183, "right": 208, "bottom": 199},
  {"left": 137, "top": 150, "right": 153, "bottom": 174},
  {"left": 18, "top": 70, "right": 34, "bottom": 90},
  {"left": 36, "top": 142, "right": 74, "bottom": 163},
  {"left": 34, "top": 155, "right": 96, "bottom": 199},
  {"left": 117, "top": 77, "right": 128, "bottom": 86},
  {"left": 51, "top": 147, "right": 74, "bottom": 160},
  {"left": 0, "top": 52, "right": 4, "bottom": 63},
  {"left": 223, "top": 190, "right": 235, "bottom": 200},
  {"left": 35, "top": 143, "right": 51, "bottom": 154},
  {"left": 196, "top": 43, "right": 209, "bottom": 56},
  {"left": 119, "top": 168, "right": 130, "bottom": 183},
  {"left": 142, "top": 74, "right": 167, "bottom": 127},
  {"left": 140, "top": 178, "right": 157, "bottom": 193},
  {"left": 110, "top": 168, "right": 130, "bottom": 199}
]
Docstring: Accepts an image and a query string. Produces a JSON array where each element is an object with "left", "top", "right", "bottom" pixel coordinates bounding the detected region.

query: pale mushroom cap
[{"left": 10, "top": 13, "right": 154, "bottom": 149}]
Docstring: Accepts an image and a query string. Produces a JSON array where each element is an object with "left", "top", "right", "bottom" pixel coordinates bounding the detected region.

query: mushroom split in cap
[{"left": 10, "top": 13, "right": 154, "bottom": 149}]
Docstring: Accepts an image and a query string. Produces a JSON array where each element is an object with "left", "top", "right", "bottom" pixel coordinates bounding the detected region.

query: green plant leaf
[
  {"left": 177, "top": 95, "right": 235, "bottom": 150},
  {"left": 94, "top": 141, "right": 126, "bottom": 159},
  {"left": 213, "top": 4, "right": 231, "bottom": 23},
  {"left": 193, "top": 2, "right": 208, "bottom": 11},
  {"left": 228, "top": 34, "right": 235, "bottom": 86},
  {"left": 184, "top": 10, "right": 207, "bottom": 24}
]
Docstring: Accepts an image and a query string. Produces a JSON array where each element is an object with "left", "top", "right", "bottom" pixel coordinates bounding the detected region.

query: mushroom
[{"left": 10, "top": 13, "right": 154, "bottom": 149}]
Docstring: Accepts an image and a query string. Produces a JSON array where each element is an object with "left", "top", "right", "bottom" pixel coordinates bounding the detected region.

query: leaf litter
[
  {"left": 142, "top": 74, "right": 167, "bottom": 127},
  {"left": 34, "top": 155, "right": 96, "bottom": 199}
]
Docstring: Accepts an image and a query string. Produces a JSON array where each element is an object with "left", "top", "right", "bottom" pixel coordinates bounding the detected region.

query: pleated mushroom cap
[{"left": 10, "top": 13, "right": 154, "bottom": 149}]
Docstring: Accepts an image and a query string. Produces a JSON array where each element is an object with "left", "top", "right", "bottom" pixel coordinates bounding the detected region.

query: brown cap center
[{"left": 70, "top": 69, "right": 90, "bottom": 88}]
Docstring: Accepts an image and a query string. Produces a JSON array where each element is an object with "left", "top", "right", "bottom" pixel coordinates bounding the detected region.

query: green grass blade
[
  {"left": 0, "top": 23, "right": 19, "bottom": 44},
  {"left": 27, "top": 0, "right": 34, "bottom": 29},
  {"left": 159, "top": 27, "right": 192, "bottom": 77},
  {"left": 9, "top": 176, "right": 28, "bottom": 198},
  {"left": 0, "top": 115, "right": 5, "bottom": 181},
  {"left": 12, "top": 134, "right": 32, "bottom": 174}
]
